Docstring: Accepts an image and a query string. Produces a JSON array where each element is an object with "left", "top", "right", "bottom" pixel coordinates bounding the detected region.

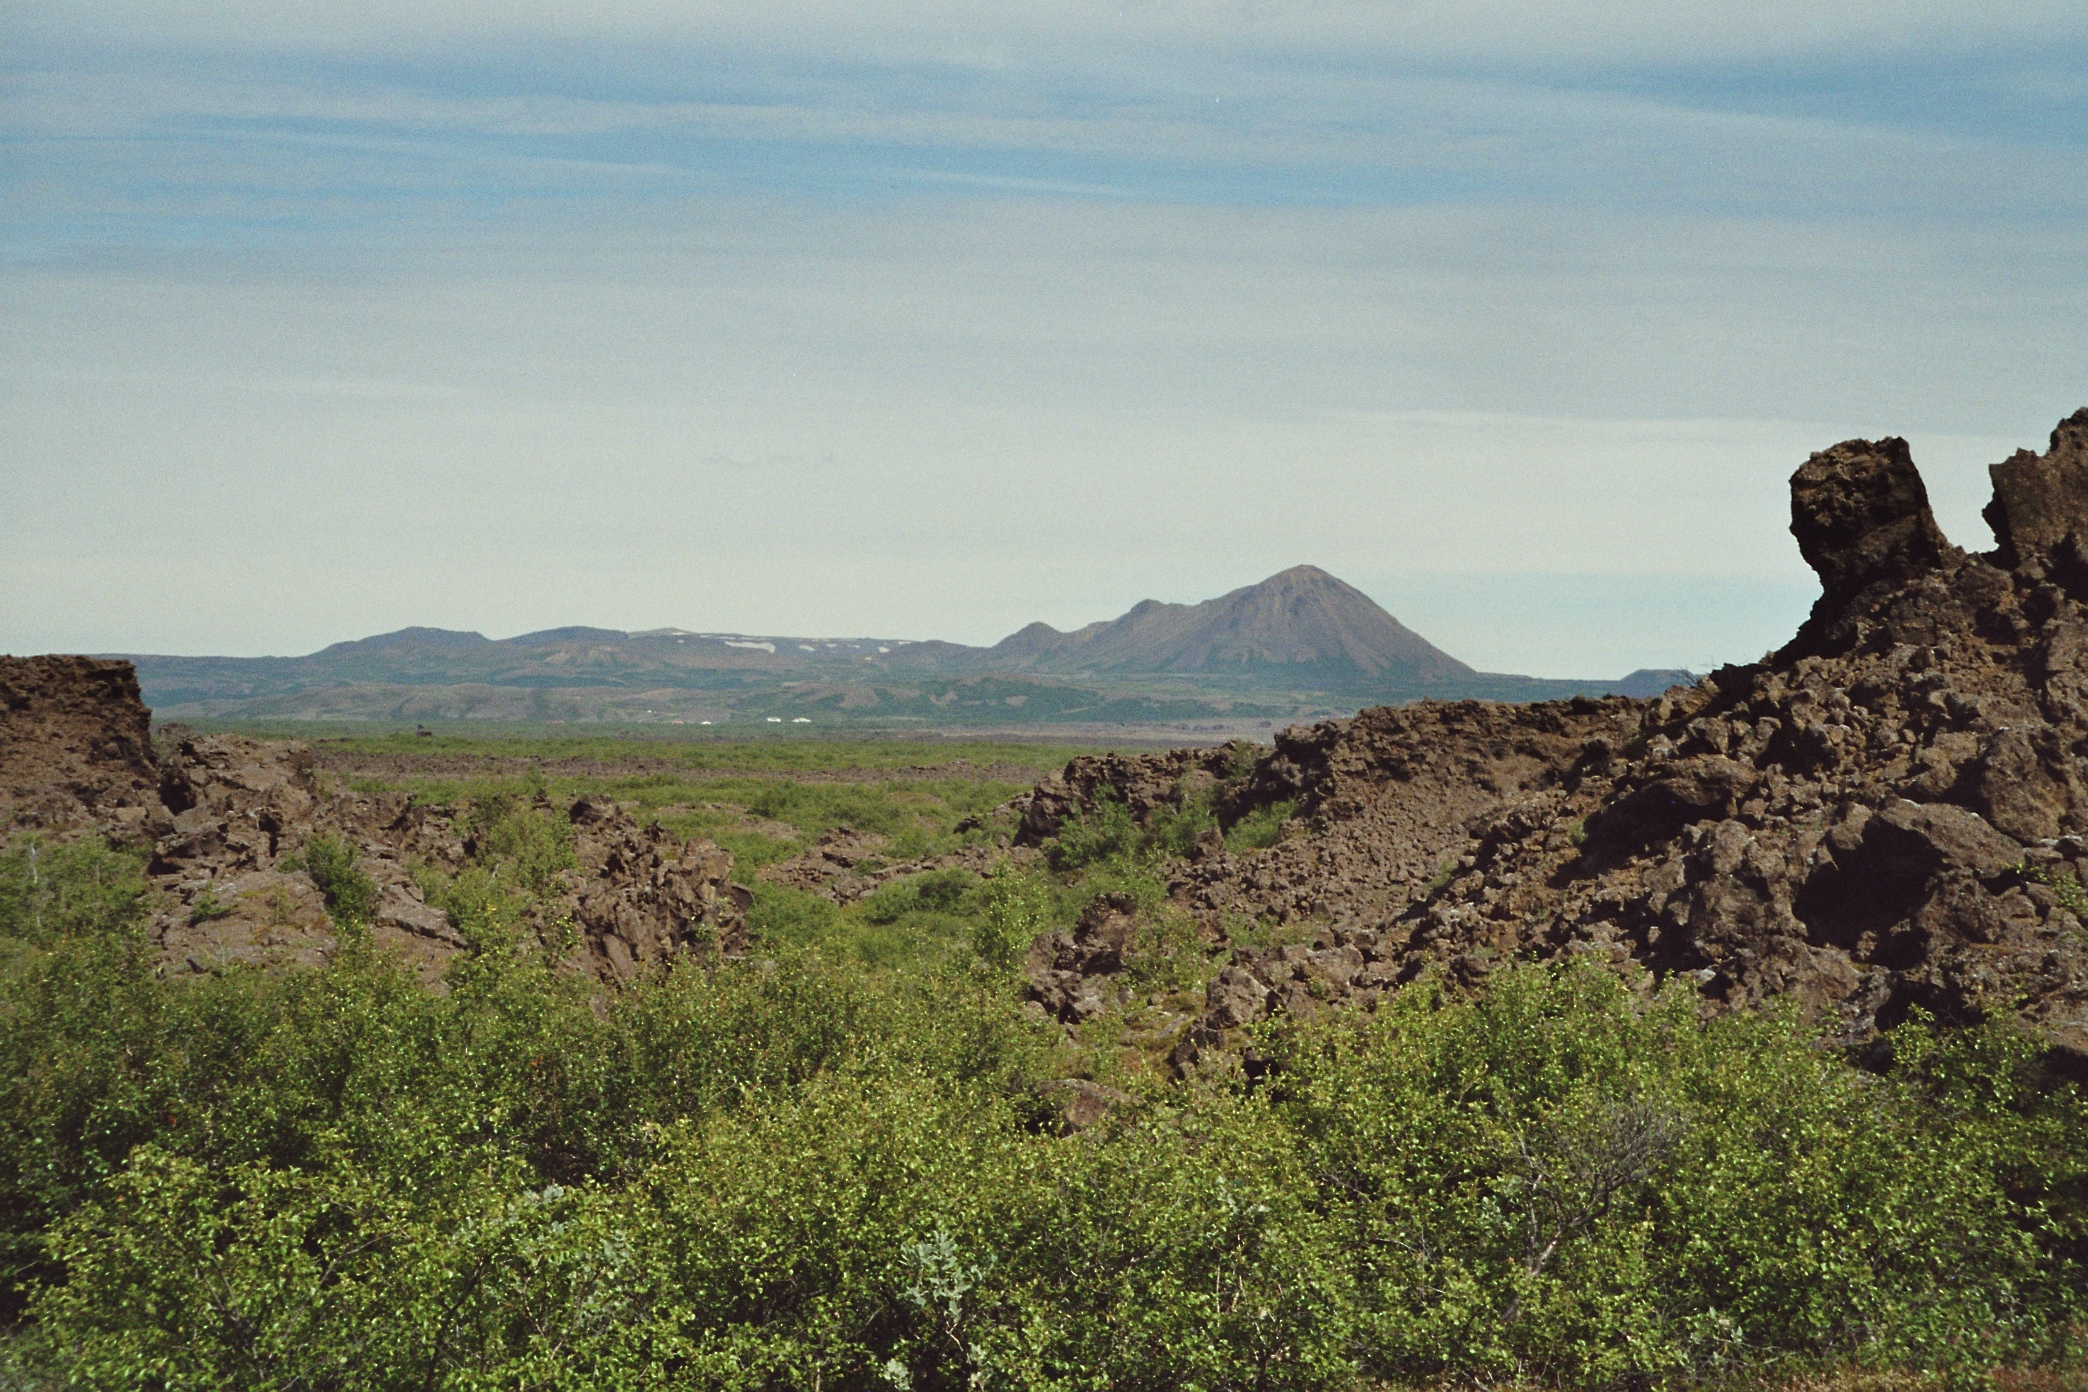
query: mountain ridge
[{"left": 101, "top": 566, "right": 1685, "bottom": 723}]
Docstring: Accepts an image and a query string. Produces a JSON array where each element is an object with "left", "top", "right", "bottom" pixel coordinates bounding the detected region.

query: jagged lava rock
[
  {"left": 0, "top": 657, "right": 161, "bottom": 834},
  {"left": 1986, "top": 408, "right": 2088, "bottom": 569},
  {"left": 1, "top": 673, "right": 748, "bottom": 983},
  {"left": 565, "top": 794, "right": 751, "bottom": 979},
  {"left": 1011, "top": 410, "right": 2088, "bottom": 1076}
]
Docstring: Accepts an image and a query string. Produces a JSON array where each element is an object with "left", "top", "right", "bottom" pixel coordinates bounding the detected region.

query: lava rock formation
[
  {"left": 0, "top": 662, "right": 748, "bottom": 981},
  {"left": 1017, "top": 411, "right": 2088, "bottom": 1075}
]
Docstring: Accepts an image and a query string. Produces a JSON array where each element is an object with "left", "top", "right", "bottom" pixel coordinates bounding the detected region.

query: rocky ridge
[
  {"left": 1, "top": 660, "right": 748, "bottom": 980},
  {"left": 1013, "top": 411, "right": 2088, "bottom": 1074}
]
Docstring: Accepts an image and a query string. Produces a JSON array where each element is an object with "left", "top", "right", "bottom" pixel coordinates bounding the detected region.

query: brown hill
[{"left": 989, "top": 565, "right": 1477, "bottom": 685}]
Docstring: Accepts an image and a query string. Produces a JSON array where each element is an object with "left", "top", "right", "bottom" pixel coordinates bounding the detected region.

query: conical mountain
[{"left": 988, "top": 566, "right": 1474, "bottom": 686}]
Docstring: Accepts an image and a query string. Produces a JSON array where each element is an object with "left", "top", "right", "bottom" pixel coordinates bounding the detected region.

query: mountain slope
[
  {"left": 112, "top": 565, "right": 1657, "bottom": 721},
  {"left": 988, "top": 566, "right": 1474, "bottom": 685}
]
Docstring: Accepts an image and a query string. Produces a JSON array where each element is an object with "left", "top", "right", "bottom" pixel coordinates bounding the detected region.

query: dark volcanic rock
[
  {"left": 1785, "top": 436, "right": 1960, "bottom": 657},
  {"left": 1, "top": 668, "right": 747, "bottom": 982},
  {"left": 1789, "top": 437, "right": 1954, "bottom": 602},
  {"left": 1985, "top": 408, "right": 2088, "bottom": 574},
  {"left": 566, "top": 796, "right": 752, "bottom": 979},
  {"left": 1010, "top": 745, "right": 1249, "bottom": 846},
  {"left": 0, "top": 657, "right": 161, "bottom": 834},
  {"left": 1023, "top": 893, "right": 1147, "bottom": 1023},
  {"left": 1011, "top": 411, "right": 2088, "bottom": 1075}
]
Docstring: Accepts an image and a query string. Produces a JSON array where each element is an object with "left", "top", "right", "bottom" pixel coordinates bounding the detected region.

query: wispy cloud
[
  {"left": 10, "top": 52, "right": 2086, "bottom": 268},
  {"left": 18, "top": 0, "right": 2088, "bottom": 65},
  {"left": 3, "top": 2, "right": 2083, "bottom": 664}
]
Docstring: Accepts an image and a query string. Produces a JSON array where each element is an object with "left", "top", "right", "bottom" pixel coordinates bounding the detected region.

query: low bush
[
  {"left": 288, "top": 832, "right": 377, "bottom": 924},
  {"left": 4, "top": 837, "right": 2084, "bottom": 1387},
  {"left": 1225, "top": 797, "right": 1296, "bottom": 852},
  {"left": 858, "top": 869, "right": 979, "bottom": 924},
  {"left": 470, "top": 799, "right": 576, "bottom": 895},
  {"left": 972, "top": 865, "right": 1053, "bottom": 971},
  {"left": 1046, "top": 793, "right": 1142, "bottom": 872},
  {"left": 1264, "top": 965, "right": 2088, "bottom": 1383}
]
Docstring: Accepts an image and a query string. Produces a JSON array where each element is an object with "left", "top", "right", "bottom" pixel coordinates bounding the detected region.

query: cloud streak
[
  {"left": 20, "top": 0, "right": 2088, "bottom": 66},
  {"left": 3, "top": 2, "right": 2083, "bottom": 673}
]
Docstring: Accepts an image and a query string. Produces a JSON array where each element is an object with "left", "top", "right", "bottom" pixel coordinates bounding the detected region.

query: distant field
[
  {"left": 265, "top": 725, "right": 1116, "bottom": 771},
  {"left": 162, "top": 716, "right": 1252, "bottom": 753}
]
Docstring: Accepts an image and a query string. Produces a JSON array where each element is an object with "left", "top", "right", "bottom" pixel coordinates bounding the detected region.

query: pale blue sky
[{"left": 4, "top": 2, "right": 2084, "bottom": 675}]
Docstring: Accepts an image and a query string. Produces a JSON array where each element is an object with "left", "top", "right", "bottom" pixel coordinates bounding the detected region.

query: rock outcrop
[
  {"left": 1985, "top": 408, "right": 2088, "bottom": 570},
  {"left": 1, "top": 674, "right": 747, "bottom": 981},
  {"left": 565, "top": 794, "right": 751, "bottom": 979},
  {"left": 0, "top": 657, "right": 162, "bottom": 834},
  {"left": 1010, "top": 745, "right": 1253, "bottom": 847},
  {"left": 1023, "top": 893, "right": 1150, "bottom": 1024},
  {"left": 1015, "top": 413, "right": 2088, "bottom": 1075}
]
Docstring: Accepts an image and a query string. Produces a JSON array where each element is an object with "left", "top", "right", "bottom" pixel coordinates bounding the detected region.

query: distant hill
[
  {"left": 989, "top": 565, "right": 1474, "bottom": 686},
  {"left": 1609, "top": 668, "right": 1696, "bottom": 699},
  {"left": 107, "top": 567, "right": 1687, "bottom": 724}
]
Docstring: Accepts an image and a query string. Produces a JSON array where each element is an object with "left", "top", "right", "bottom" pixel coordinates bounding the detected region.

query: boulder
[
  {"left": 0, "top": 657, "right": 160, "bottom": 832},
  {"left": 1985, "top": 408, "right": 2088, "bottom": 569},
  {"left": 1788, "top": 436, "right": 1954, "bottom": 604}
]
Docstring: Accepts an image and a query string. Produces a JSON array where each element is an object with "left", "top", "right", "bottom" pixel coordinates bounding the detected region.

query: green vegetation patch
[
  {"left": 284, "top": 727, "right": 1107, "bottom": 775},
  {"left": 7, "top": 736, "right": 2086, "bottom": 1387},
  {"left": 372, "top": 761, "right": 1035, "bottom": 892},
  {"left": 1, "top": 837, "right": 2085, "bottom": 1385},
  {"left": 283, "top": 832, "right": 377, "bottom": 924}
]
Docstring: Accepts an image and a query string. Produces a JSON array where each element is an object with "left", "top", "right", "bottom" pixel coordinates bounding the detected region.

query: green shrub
[
  {"left": 6, "top": 835, "right": 2085, "bottom": 1388},
  {"left": 1224, "top": 798, "right": 1296, "bottom": 852},
  {"left": 182, "top": 885, "right": 232, "bottom": 926},
  {"left": 859, "top": 869, "right": 978, "bottom": 925},
  {"left": 1145, "top": 784, "right": 1218, "bottom": 859},
  {"left": 289, "top": 833, "right": 377, "bottom": 924},
  {"left": 1122, "top": 905, "right": 1208, "bottom": 995},
  {"left": 472, "top": 801, "right": 575, "bottom": 895},
  {"left": 1047, "top": 794, "right": 1141, "bottom": 872},
  {"left": 0, "top": 838, "right": 150, "bottom": 951},
  {"left": 426, "top": 863, "right": 534, "bottom": 953},
  {"left": 1050, "top": 784, "right": 1232, "bottom": 870},
  {"left": 973, "top": 865, "right": 1053, "bottom": 970},
  {"left": 747, "top": 881, "right": 848, "bottom": 954},
  {"left": 1264, "top": 961, "right": 2088, "bottom": 1383}
]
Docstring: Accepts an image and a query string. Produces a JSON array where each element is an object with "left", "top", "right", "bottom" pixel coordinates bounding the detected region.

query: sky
[{"left": 3, "top": 2, "right": 2085, "bottom": 677}]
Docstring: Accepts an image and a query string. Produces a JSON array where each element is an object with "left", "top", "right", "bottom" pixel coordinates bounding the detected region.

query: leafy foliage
[
  {"left": 1046, "top": 793, "right": 1144, "bottom": 873},
  {"left": 3, "top": 823, "right": 2085, "bottom": 1387},
  {"left": 287, "top": 832, "right": 377, "bottom": 924},
  {"left": 1263, "top": 966, "right": 2088, "bottom": 1383},
  {"left": 972, "top": 865, "right": 1053, "bottom": 972},
  {"left": 1224, "top": 797, "right": 1296, "bottom": 852},
  {"left": 466, "top": 797, "right": 578, "bottom": 895}
]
